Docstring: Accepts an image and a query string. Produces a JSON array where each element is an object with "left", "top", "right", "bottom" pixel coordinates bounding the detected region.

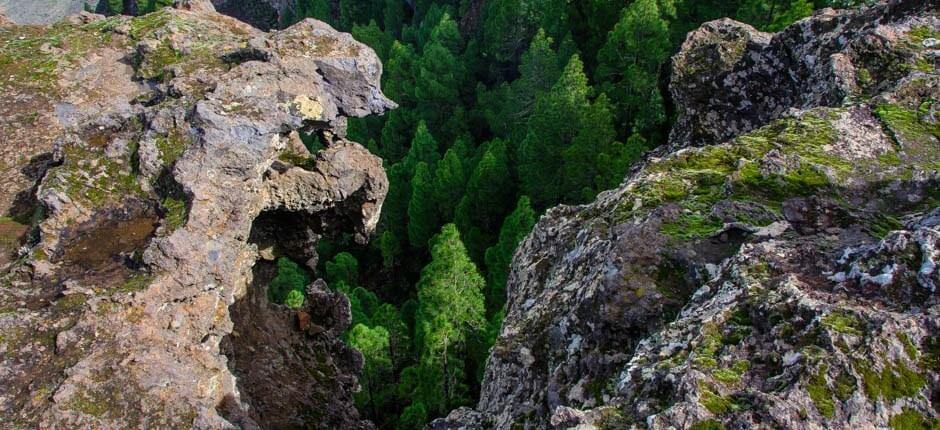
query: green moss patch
[
  {"left": 875, "top": 104, "right": 940, "bottom": 149},
  {"left": 698, "top": 383, "right": 738, "bottom": 415},
  {"left": 821, "top": 309, "right": 866, "bottom": 337},
  {"left": 806, "top": 364, "right": 854, "bottom": 417},
  {"left": 44, "top": 142, "right": 145, "bottom": 209},
  {"left": 859, "top": 361, "right": 926, "bottom": 402},
  {"left": 889, "top": 407, "right": 938, "bottom": 430},
  {"left": 160, "top": 197, "right": 188, "bottom": 232},
  {"left": 0, "top": 22, "right": 118, "bottom": 95},
  {"left": 713, "top": 360, "right": 749, "bottom": 385},
  {"left": 690, "top": 419, "right": 725, "bottom": 430},
  {"left": 661, "top": 213, "right": 724, "bottom": 240},
  {"left": 155, "top": 128, "right": 190, "bottom": 166}
]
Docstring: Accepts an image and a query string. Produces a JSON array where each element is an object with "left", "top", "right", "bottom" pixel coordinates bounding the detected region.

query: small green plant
[{"left": 284, "top": 289, "right": 305, "bottom": 309}]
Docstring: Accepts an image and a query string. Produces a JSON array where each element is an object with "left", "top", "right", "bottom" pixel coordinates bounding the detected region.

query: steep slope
[
  {"left": 434, "top": 1, "right": 939, "bottom": 429},
  {"left": 0, "top": 1, "right": 393, "bottom": 428}
]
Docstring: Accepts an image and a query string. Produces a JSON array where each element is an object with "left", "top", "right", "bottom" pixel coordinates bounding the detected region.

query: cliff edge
[
  {"left": 435, "top": 1, "right": 939, "bottom": 429},
  {"left": 0, "top": 1, "right": 393, "bottom": 428}
]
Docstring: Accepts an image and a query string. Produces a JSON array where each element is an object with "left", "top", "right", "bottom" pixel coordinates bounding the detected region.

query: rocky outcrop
[
  {"left": 669, "top": 0, "right": 934, "bottom": 149},
  {"left": 436, "top": 1, "right": 939, "bottom": 429},
  {"left": 0, "top": 3, "right": 393, "bottom": 428}
]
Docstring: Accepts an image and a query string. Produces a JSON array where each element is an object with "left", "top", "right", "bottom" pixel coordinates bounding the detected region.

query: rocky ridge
[
  {"left": 434, "top": 1, "right": 939, "bottom": 429},
  {"left": 0, "top": 1, "right": 393, "bottom": 428}
]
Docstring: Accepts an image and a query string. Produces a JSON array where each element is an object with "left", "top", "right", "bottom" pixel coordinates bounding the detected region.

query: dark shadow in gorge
[{"left": 219, "top": 209, "right": 371, "bottom": 430}]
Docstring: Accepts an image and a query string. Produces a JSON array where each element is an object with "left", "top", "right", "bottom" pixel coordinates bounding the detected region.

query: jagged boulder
[
  {"left": 435, "top": 1, "right": 939, "bottom": 429},
  {"left": 669, "top": 0, "right": 935, "bottom": 149},
  {"left": 0, "top": 4, "right": 392, "bottom": 428}
]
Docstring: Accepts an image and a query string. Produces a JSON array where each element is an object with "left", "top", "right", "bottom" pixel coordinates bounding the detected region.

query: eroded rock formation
[
  {"left": 435, "top": 1, "right": 939, "bottom": 429},
  {"left": 0, "top": 2, "right": 392, "bottom": 428}
]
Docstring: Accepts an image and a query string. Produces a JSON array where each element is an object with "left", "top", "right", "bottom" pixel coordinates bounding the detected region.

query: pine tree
[
  {"left": 408, "top": 162, "right": 441, "bottom": 247},
  {"left": 560, "top": 92, "right": 617, "bottom": 201},
  {"left": 371, "top": 303, "right": 412, "bottom": 369},
  {"left": 383, "top": 0, "right": 406, "bottom": 36},
  {"left": 412, "top": 224, "right": 485, "bottom": 415},
  {"left": 517, "top": 54, "right": 591, "bottom": 206},
  {"left": 432, "top": 149, "right": 467, "bottom": 221},
  {"left": 379, "top": 230, "right": 403, "bottom": 269},
  {"left": 339, "top": 0, "right": 384, "bottom": 29},
  {"left": 403, "top": 121, "right": 440, "bottom": 170},
  {"left": 325, "top": 252, "right": 359, "bottom": 286},
  {"left": 352, "top": 20, "right": 394, "bottom": 62},
  {"left": 413, "top": 13, "right": 467, "bottom": 133},
  {"left": 479, "top": 29, "right": 563, "bottom": 142},
  {"left": 735, "top": 0, "right": 812, "bottom": 32},
  {"left": 384, "top": 41, "right": 419, "bottom": 105},
  {"left": 595, "top": 0, "right": 672, "bottom": 136},
  {"left": 348, "top": 324, "right": 393, "bottom": 421},
  {"left": 481, "top": 0, "right": 569, "bottom": 73},
  {"left": 455, "top": 140, "right": 514, "bottom": 261},
  {"left": 380, "top": 162, "right": 413, "bottom": 245},
  {"left": 483, "top": 196, "right": 536, "bottom": 313}
]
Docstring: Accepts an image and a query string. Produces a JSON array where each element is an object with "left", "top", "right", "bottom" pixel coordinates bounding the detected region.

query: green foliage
[
  {"left": 348, "top": 324, "right": 394, "bottom": 420},
  {"left": 408, "top": 162, "right": 441, "bottom": 247},
  {"left": 267, "top": 258, "right": 310, "bottom": 304},
  {"left": 516, "top": 55, "right": 616, "bottom": 207},
  {"left": 456, "top": 140, "right": 514, "bottom": 260},
  {"left": 404, "top": 121, "right": 440, "bottom": 169},
  {"left": 478, "top": 29, "right": 563, "bottom": 141},
  {"left": 352, "top": 20, "right": 394, "bottom": 62},
  {"left": 595, "top": 0, "right": 672, "bottom": 135},
  {"left": 821, "top": 310, "right": 866, "bottom": 336},
  {"left": 699, "top": 383, "right": 735, "bottom": 415},
  {"left": 380, "top": 230, "right": 403, "bottom": 269},
  {"left": 690, "top": 419, "right": 726, "bottom": 430},
  {"left": 398, "top": 401, "right": 428, "bottom": 430},
  {"left": 284, "top": 289, "right": 305, "bottom": 309},
  {"left": 160, "top": 197, "right": 188, "bottom": 232},
  {"left": 735, "top": 0, "right": 813, "bottom": 31},
  {"left": 291, "top": 0, "right": 834, "bottom": 426},
  {"left": 481, "top": 0, "right": 568, "bottom": 68},
  {"left": 807, "top": 364, "right": 836, "bottom": 417},
  {"left": 340, "top": 0, "right": 384, "bottom": 29},
  {"left": 660, "top": 213, "right": 724, "bottom": 240},
  {"left": 325, "top": 252, "right": 359, "bottom": 286},
  {"left": 409, "top": 224, "right": 486, "bottom": 416},
  {"left": 483, "top": 196, "right": 536, "bottom": 313},
  {"left": 432, "top": 149, "right": 468, "bottom": 221},
  {"left": 889, "top": 408, "right": 938, "bottom": 430},
  {"left": 859, "top": 362, "right": 926, "bottom": 402}
]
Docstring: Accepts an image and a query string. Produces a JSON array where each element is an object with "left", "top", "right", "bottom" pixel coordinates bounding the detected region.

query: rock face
[
  {"left": 0, "top": 3, "right": 393, "bottom": 429},
  {"left": 669, "top": 0, "right": 934, "bottom": 149},
  {"left": 435, "top": 1, "right": 939, "bottom": 429}
]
